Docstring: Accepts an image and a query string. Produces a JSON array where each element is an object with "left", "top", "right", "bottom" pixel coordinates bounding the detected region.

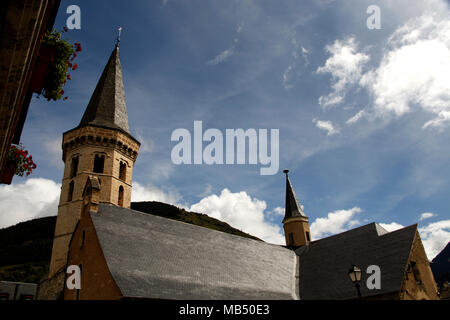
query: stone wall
[
  {"left": 36, "top": 269, "right": 65, "bottom": 300},
  {"left": 399, "top": 231, "right": 439, "bottom": 300}
]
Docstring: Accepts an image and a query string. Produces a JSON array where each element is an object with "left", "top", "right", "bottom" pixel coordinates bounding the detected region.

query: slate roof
[
  {"left": 283, "top": 172, "right": 307, "bottom": 222},
  {"left": 77, "top": 46, "right": 131, "bottom": 135},
  {"left": 295, "top": 223, "right": 417, "bottom": 300},
  {"left": 91, "top": 204, "right": 299, "bottom": 300}
]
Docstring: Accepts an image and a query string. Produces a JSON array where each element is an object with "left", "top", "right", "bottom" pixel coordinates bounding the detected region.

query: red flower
[
  {"left": 64, "top": 97, "right": 68, "bottom": 101},
  {"left": 68, "top": 62, "right": 72, "bottom": 68},
  {"left": 60, "top": 90, "right": 64, "bottom": 95},
  {"left": 8, "top": 144, "right": 36, "bottom": 177},
  {"left": 74, "top": 43, "right": 82, "bottom": 52},
  {"left": 72, "top": 64, "right": 78, "bottom": 70},
  {"left": 67, "top": 74, "right": 71, "bottom": 80}
]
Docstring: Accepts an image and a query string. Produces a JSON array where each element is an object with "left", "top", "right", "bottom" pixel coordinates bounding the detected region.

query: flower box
[
  {"left": 1, "top": 161, "right": 16, "bottom": 185},
  {"left": 30, "top": 44, "right": 57, "bottom": 94}
]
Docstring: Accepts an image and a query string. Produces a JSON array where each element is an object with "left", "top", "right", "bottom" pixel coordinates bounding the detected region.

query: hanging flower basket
[
  {"left": 30, "top": 44, "right": 57, "bottom": 94},
  {"left": 33, "top": 28, "right": 82, "bottom": 101},
  {"left": 2, "top": 144, "right": 37, "bottom": 185}
]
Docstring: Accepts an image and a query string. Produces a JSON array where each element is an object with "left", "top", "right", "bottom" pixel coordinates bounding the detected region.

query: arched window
[
  {"left": 93, "top": 154, "right": 105, "bottom": 173},
  {"left": 68, "top": 181, "right": 74, "bottom": 202},
  {"left": 288, "top": 233, "right": 294, "bottom": 246},
  {"left": 119, "top": 161, "right": 127, "bottom": 181},
  {"left": 118, "top": 186, "right": 124, "bottom": 207},
  {"left": 70, "top": 156, "right": 79, "bottom": 178}
]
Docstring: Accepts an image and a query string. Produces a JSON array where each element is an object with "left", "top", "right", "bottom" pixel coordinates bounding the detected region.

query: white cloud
[
  {"left": 313, "top": 119, "right": 340, "bottom": 136},
  {"left": 309, "top": 207, "right": 362, "bottom": 240},
  {"left": 419, "top": 212, "right": 436, "bottom": 221},
  {"left": 317, "top": 37, "right": 370, "bottom": 108},
  {"left": 197, "top": 183, "right": 213, "bottom": 198},
  {"left": 236, "top": 22, "right": 244, "bottom": 34},
  {"left": 423, "top": 110, "right": 450, "bottom": 130},
  {"left": 346, "top": 109, "right": 365, "bottom": 125},
  {"left": 43, "top": 136, "right": 63, "bottom": 167},
  {"left": 378, "top": 222, "right": 404, "bottom": 232},
  {"left": 0, "top": 178, "right": 61, "bottom": 229},
  {"left": 282, "top": 65, "right": 294, "bottom": 89},
  {"left": 266, "top": 206, "right": 285, "bottom": 222},
  {"left": 419, "top": 220, "right": 450, "bottom": 260},
  {"left": 190, "top": 188, "right": 285, "bottom": 244},
  {"left": 131, "top": 181, "right": 182, "bottom": 206},
  {"left": 134, "top": 133, "right": 155, "bottom": 154},
  {"left": 360, "top": 15, "right": 450, "bottom": 127},
  {"left": 301, "top": 46, "right": 309, "bottom": 62},
  {"left": 206, "top": 39, "right": 238, "bottom": 66},
  {"left": 270, "top": 207, "right": 285, "bottom": 216}
]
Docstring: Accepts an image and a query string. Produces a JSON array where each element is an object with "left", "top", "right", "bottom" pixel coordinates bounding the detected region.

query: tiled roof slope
[
  {"left": 91, "top": 204, "right": 299, "bottom": 300},
  {"left": 78, "top": 46, "right": 130, "bottom": 134},
  {"left": 296, "top": 223, "right": 417, "bottom": 300}
]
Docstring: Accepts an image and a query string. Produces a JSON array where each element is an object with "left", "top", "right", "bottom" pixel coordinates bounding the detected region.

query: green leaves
[{"left": 40, "top": 29, "right": 81, "bottom": 101}]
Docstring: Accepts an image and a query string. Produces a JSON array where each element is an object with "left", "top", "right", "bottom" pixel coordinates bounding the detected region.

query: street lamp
[{"left": 348, "top": 265, "right": 362, "bottom": 299}]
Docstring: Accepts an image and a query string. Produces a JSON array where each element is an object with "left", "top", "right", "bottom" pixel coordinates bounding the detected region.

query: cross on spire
[{"left": 116, "top": 26, "right": 123, "bottom": 47}]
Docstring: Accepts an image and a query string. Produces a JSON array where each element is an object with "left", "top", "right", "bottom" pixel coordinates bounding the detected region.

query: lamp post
[{"left": 348, "top": 265, "right": 362, "bottom": 299}]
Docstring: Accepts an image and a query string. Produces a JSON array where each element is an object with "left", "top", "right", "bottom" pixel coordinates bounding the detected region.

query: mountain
[
  {"left": 0, "top": 201, "right": 260, "bottom": 283},
  {"left": 0, "top": 216, "right": 56, "bottom": 283},
  {"left": 130, "top": 201, "right": 261, "bottom": 241},
  {"left": 431, "top": 242, "right": 450, "bottom": 286}
]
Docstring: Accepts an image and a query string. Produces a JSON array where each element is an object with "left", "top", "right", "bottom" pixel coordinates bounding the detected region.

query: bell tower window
[
  {"left": 70, "top": 156, "right": 79, "bottom": 178},
  {"left": 119, "top": 161, "right": 127, "bottom": 181},
  {"left": 118, "top": 186, "right": 124, "bottom": 207},
  {"left": 93, "top": 155, "right": 105, "bottom": 173},
  {"left": 68, "top": 181, "right": 74, "bottom": 202},
  {"left": 288, "top": 233, "right": 294, "bottom": 246},
  {"left": 306, "top": 231, "right": 310, "bottom": 242}
]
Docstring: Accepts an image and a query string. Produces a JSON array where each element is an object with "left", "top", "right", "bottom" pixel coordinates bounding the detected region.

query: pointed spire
[
  {"left": 78, "top": 46, "right": 130, "bottom": 134},
  {"left": 283, "top": 169, "right": 307, "bottom": 222}
]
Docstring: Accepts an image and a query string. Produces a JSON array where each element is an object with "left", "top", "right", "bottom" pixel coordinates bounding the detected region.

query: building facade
[{"left": 0, "top": 0, "right": 61, "bottom": 184}]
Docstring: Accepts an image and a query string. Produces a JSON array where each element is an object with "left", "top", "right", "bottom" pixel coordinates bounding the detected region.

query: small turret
[{"left": 282, "top": 169, "right": 311, "bottom": 247}]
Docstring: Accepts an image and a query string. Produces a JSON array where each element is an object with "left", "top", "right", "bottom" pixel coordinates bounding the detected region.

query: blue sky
[{"left": 1, "top": 0, "right": 450, "bottom": 259}]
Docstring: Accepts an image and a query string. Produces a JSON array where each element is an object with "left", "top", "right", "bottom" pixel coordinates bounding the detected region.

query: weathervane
[{"left": 116, "top": 26, "right": 123, "bottom": 47}]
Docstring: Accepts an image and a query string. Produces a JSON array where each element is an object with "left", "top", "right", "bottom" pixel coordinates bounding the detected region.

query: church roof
[
  {"left": 77, "top": 46, "right": 131, "bottom": 134},
  {"left": 90, "top": 203, "right": 299, "bottom": 300},
  {"left": 295, "top": 223, "right": 417, "bottom": 300},
  {"left": 283, "top": 171, "right": 307, "bottom": 222}
]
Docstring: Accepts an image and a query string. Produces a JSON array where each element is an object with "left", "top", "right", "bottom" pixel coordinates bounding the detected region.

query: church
[{"left": 37, "top": 43, "right": 439, "bottom": 300}]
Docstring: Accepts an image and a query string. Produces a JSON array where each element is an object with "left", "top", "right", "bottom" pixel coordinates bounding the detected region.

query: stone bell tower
[
  {"left": 282, "top": 170, "right": 311, "bottom": 247},
  {"left": 48, "top": 45, "right": 140, "bottom": 277}
]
